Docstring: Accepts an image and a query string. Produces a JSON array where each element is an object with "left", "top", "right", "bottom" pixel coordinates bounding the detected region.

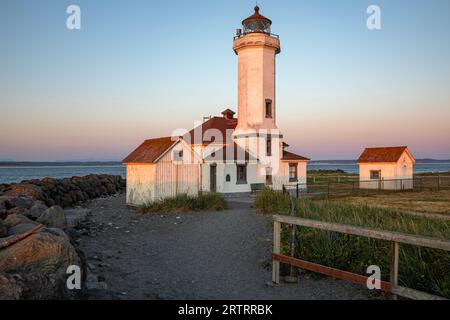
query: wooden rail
[{"left": 272, "top": 215, "right": 450, "bottom": 300}]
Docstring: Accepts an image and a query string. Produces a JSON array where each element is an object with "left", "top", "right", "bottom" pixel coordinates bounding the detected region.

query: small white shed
[
  {"left": 122, "top": 137, "right": 203, "bottom": 206},
  {"left": 357, "top": 146, "right": 415, "bottom": 190}
]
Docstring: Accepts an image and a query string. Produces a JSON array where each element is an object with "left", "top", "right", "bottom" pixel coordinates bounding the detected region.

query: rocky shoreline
[{"left": 0, "top": 174, "right": 125, "bottom": 300}]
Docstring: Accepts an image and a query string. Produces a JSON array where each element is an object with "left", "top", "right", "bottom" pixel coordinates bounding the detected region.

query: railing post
[
  {"left": 272, "top": 220, "right": 281, "bottom": 284},
  {"left": 390, "top": 241, "right": 399, "bottom": 300}
]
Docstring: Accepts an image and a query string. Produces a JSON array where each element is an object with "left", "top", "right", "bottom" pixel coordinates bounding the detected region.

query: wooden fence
[{"left": 272, "top": 215, "right": 450, "bottom": 300}]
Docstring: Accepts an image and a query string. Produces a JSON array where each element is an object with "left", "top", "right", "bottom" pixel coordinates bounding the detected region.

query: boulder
[
  {"left": 3, "top": 214, "right": 37, "bottom": 229},
  {"left": 0, "top": 273, "right": 24, "bottom": 300},
  {"left": 37, "top": 206, "right": 67, "bottom": 229},
  {"left": 24, "top": 200, "right": 48, "bottom": 220},
  {"left": 0, "top": 219, "right": 7, "bottom": 238},
  {"left": 0, "top": 227, "right": 80, "bottom": 299},
  {"left": 4, "top": 184, "right": 44, "bottom": 201},
  {"left": 65, "top": 208, "right": 90, "bottom": 228},
  {"left": 5, "top": 196, "right": 34, "bottom": 210}
]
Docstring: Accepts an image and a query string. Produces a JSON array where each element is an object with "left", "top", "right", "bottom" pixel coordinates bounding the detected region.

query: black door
[{"left": 210, "top": 165, "right": 217, "bottom": 192}]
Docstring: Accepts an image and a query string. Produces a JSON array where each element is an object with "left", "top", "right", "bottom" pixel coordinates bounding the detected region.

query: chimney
[{"left": 221, "top": 109, "right": 235, "bottom": 120}]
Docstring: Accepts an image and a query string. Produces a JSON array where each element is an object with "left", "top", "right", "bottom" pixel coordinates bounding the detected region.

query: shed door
[{"left": 210, "top": 165, "right": 217, "bottom": 192}]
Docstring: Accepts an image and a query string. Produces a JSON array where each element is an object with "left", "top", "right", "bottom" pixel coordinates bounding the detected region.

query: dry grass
[{"left": 337, "top": 190, "right": 450, "bottom": 216}]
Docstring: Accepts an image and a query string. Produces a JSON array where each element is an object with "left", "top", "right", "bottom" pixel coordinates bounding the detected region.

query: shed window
[
  {"left": 236, "top": 164, "right": 247, "bottom": 184},
  {"left": 265, "top": 99, "right": 272, "bottom": 118},
  {"left": 289, "top": 163, "right": 298, "bottom": 182},
  {"left": 370, "top": 170, "right": 381, "bottom": 180}
]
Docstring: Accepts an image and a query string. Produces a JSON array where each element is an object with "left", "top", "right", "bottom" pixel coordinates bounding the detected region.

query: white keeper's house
[{"left": 122, "top": 6, "right": 309, "bottom": 205}]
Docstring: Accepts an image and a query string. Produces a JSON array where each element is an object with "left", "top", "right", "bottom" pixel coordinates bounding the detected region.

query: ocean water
[
  {"left": 0, "top": 165, "right": 126, "bottom": 184},
  {"left": 1, "top": 162, "right": 449, "bottom": 184},
  {"left": 308, "top": 162, "right": 450, "bottom": 174}
]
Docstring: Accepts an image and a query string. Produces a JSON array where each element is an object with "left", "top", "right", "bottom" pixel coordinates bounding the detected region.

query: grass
[
  {"left": 141, "top": 193, "right": 226, "bottom": 213},
  {"left": 255, "top": 188, "right": 450, "bottom": 298},
  {"left": 337, "top": 190, "right": 450, "bottom": 216},
  {"left": 254, "top": 187, "right": 290, "bottom": 214}
]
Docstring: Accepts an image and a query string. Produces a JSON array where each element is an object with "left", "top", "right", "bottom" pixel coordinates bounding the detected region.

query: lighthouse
[
  {"left": 122, "top": 6, "right": 308, "bottom": 205},
  {"left": 233, "top": 6, "right": 282, "bottom": 173}
]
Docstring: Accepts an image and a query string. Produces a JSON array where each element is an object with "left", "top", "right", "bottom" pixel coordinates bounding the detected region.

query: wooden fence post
[
  {"left": 390, "top": 241, "right": 399, "bottom": 300},
  {"left": 296, "top": 184, "right": 299, "bottom": 199},
  {"left": 272, "top": 220, "right": 281, "bottom": 284},
  {"left": 438, "top": 176, "right": 441, "bottom": 191}
]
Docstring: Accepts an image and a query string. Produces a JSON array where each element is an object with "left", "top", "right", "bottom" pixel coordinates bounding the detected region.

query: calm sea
[{"left": 0, "top": 162, "right": 450, "bottom": 184}]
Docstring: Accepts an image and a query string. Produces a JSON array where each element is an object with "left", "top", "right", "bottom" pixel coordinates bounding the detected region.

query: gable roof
[
  {"left": 281, "top": 150, "right": 309, "bottom": 161},
  {"left": 357, "top": 146, "right": 415, "bottom": 164},
  {"left": 121, "top": 137, "right": 177, "bottom": 164},
  {"left": 185, "top": 116, "right": 238, "bottom": 145}
]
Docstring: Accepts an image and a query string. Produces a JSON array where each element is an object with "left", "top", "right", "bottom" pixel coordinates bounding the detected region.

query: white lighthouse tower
[{"left": 233, "top": 6, "right": 283, "bottom": 175}]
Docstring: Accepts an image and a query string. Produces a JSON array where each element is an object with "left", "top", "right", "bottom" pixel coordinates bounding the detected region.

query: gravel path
[{"left": 76, "top": 194, "right": 374, "bottom": 300}]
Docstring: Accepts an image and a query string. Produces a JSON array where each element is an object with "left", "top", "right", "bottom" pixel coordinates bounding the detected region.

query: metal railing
[
  {"left": 272, "top": 214, "right": 450, "bottom": 300},
  {"left": 233, "top": 32, "right": 280, "bottom": 40}
]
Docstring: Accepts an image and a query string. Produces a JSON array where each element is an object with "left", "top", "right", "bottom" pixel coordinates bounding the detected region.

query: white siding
[
  {"left": 359, "top": 151, "right": 414, "bottom": 190},
  {"left": 126, "top": 164, "right": 156, "bottom": 206}
]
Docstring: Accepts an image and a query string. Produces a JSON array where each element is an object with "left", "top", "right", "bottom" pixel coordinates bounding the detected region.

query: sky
[{"left": 0, "top": 0, "right": 449, "bottom": 161}]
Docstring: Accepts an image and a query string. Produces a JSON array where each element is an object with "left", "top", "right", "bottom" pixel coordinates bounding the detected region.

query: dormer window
[{"left": 265, "top": 99, "right": 272, "bottom": 118}]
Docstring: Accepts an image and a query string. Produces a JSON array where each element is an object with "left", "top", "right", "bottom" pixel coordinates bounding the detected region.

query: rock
[
  {"left": 0, "top": 219, "right": 7, "bottom": 237},
  {"left": 5, "top": 196, "right": 34, "bottom": 210},
  {"left": 4, "top": 184, "right": 44, "bottom": 201},
  {"left": 37, "top": 206, "right": 67, "bottom": 229},
  {"left": 0, "top": 227, "right": 80, "bottom": 299},
  {"left": 3, "top": 214, "right": 37, "bottom": 229},
  {"left": 0, "top": 274, "right": 24, "bottom": 300},
  {"left": 7, "top": 223, "right": 39, "bottom": 236},
  {"left": 65, "top": 208, "right": 90, "bottom": 228},
  {"left": 24, "top": 200, "right": 48, "bottom": 220}
]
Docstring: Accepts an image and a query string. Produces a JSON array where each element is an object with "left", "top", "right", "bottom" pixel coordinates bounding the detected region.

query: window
[
  {"left": 266, "top": 136, "right": 272, "bottom": 156},
  {"left": 173, "top": 150, "right": 183, "bottom": 161},
  {"left": 265, "top": 99, "right": 272, "bottom": 118},
  {"left": 266, "top": 167, "right": 273, "bottom": 185},
  {"left": 236, "top": 164, "right": 247, "bottom": 184},
  {"left": 289, "top": 163, "right": 298, "bottom": 182},
  {"left": 370, "top": 170, "right": 381, "bottom": 180}
]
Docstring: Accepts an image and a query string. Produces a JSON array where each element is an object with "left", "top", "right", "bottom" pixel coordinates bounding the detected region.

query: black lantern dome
[{"left": 242, "top": 6, "right": 272, "bottom": 34}]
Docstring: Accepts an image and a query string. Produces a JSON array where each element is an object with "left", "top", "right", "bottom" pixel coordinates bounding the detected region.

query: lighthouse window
[
  {"left": 265, "top": 99, "right": 272, "bottom": 118},
  {"left": 266, "top": 136, "right": 272, "bottom": 157}
]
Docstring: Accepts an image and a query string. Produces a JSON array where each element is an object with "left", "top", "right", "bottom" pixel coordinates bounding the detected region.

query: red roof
[
  {"left": 281, "top": 150, "right": 309, "bottom": 161},
  {"left": 242, "top": 6, "right": 272, "bottom": 25},
  {"left": 121, "top": 137, "right": 177, "bottom": 164},
  {"left": 185, "top": 116, "right": 237, "bottom": 145},
  {"left": 357, "top": 146, "right": 414, "bottom": 163}
]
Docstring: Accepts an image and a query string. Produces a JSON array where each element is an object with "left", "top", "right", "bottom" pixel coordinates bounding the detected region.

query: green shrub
[
  {"left": 141, "top": 193, "right": 226, "bottom": 213},
  {"left": 280, "top": 200, "right": 450, "bottom": 298},
  {"left": 254, "top": 187, "right": 291, "bottom": 214}
]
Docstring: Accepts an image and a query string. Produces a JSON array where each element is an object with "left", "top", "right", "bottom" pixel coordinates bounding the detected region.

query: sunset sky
[{"left": 1, "top": 0, "right": 449, "bottom": 161}]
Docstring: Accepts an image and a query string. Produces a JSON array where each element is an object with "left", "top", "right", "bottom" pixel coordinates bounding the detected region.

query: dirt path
[{"left": 76, "top": 194, "right": 373, "bottom": 300}]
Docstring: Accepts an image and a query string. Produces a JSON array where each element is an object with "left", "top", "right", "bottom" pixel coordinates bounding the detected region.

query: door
[{"left": 210, "top": 165, "right": 217, "bottom": 192}]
